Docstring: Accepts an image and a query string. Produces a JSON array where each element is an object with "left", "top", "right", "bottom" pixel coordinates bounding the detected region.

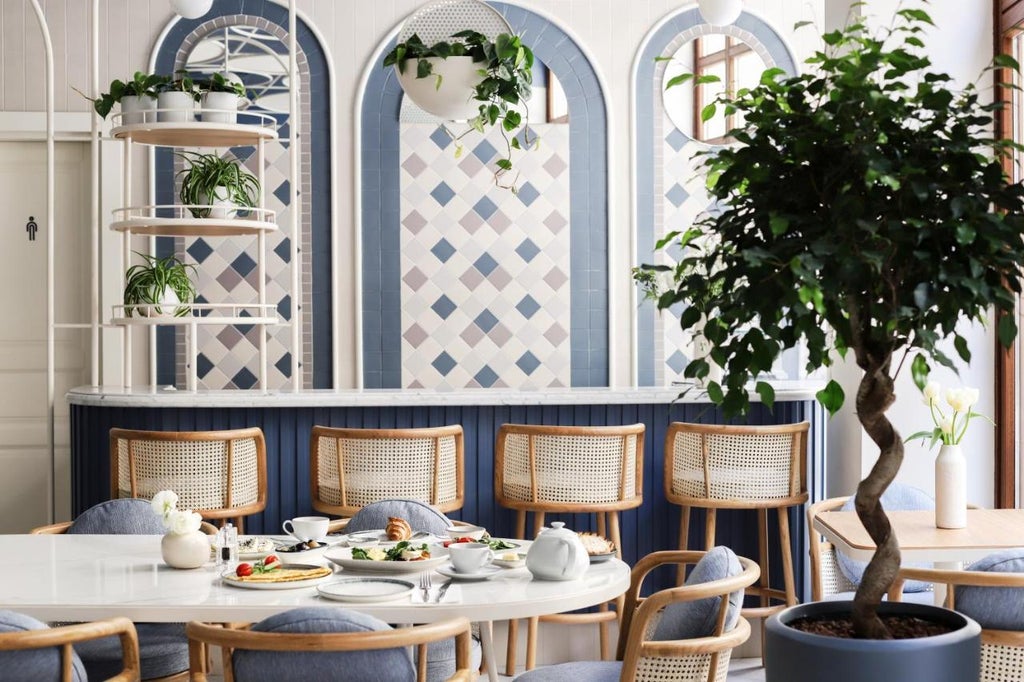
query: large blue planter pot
[{"left": 765, "top": 601, "right": 981, "bottom": 682}]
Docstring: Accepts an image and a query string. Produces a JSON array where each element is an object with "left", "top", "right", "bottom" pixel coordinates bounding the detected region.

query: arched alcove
[
  {"left": 359, "top": 2, "right": 609, "bottom": 389},
  {"left": 152, "top": 1, "right": 332, "bottom": 389}
]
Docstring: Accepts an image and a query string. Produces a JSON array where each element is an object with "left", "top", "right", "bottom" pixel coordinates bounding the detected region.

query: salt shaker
[{"left": 216, "top": 522, "right": 238, "bottom": 569}]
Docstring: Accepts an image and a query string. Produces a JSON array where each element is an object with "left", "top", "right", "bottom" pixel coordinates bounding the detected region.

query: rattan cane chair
[
  {"left": 495, "top": 423, "right": 645, "bottom": 675},
  {"left": 0, "top": 612, "right": 140, "bottom": 682},
  {"left": 186, "top": 608, "right": 476, "bottom": 682},
  {"left": 806, "top": 496, "right": 858, "bottom": 601},
  {"left": 110, "top": 428, "right": 267, "bottom": 533},
  {"left": 894, "top": 554, "right": 1024, "bottom": 682},
  {"left": 664, "top": 422, "right": 808, "bottom": 651},
  {"left": 310, "top": 425, "right": 465, "bottom": 519}
]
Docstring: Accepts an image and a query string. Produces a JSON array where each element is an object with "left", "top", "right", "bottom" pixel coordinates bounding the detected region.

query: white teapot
[{"left": 526, "top": 521, "right": 589, "bottom": 581}]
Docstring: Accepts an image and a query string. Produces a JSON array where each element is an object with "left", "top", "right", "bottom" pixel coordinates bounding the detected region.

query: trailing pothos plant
[
  {"left": 199, "top": 72, "right": 247, "bottom": 98},
  {"left": 637, "top": 4, "right": 1024, "bottom": 638},
  {"left": 86, "top": 71, "right": 168, "bottom": 119},
  {"left": 383, "top": 30, "right": 537, "bottom": 190},
  {"left": 123, "top": 252, "right": 196, "bottom": 318}
]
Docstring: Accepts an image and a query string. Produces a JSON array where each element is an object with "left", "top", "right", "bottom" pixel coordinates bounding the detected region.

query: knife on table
[{"left": 433, "top": 580, "right": 452, "bottom": 603}]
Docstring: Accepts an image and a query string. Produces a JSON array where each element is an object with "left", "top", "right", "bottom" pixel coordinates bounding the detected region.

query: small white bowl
[{"left": 446, "top": 524, "right": 487, "bottom": 541}]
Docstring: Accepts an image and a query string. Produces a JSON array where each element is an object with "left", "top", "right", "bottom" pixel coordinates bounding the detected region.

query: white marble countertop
[{"left": 66, "top": 381, "right": 825, "bottom": 408}]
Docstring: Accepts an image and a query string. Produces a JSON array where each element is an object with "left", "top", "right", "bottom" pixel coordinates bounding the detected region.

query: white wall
[{"left": 824, "top": 0, "right": 998, "bottom": 507}]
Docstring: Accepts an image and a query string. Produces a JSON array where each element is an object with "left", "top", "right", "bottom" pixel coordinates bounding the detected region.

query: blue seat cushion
[
  {"left": 652, "top": 546, "right": 744, "bottom": 640},
  {"left": 823, "top": 590, "right": 935, "bottom": 605},
  {"left": 515, "top": 661, "right": 621, "bottom": 681},
  {"left": 68, "top": 498, "right": 167, "bottom": 535},
  {"left": 345, "top": 499, "right": 452, "bottom": 536},
  {"left": 837, "top": 484, "right": 934, "bottom": 592},
  {"left": 419, "top": 633, "right": 482, "bottom": 682},
  {"left": 233, "top": 607, "right": 416, "bottom": 682},
  {"left": 0, "top": 610, "right": 87, "bottom": 682},
  {"left": 78, "top": 622, "right": 188, "bottom": 681},
  {"left": 955, "top": 549, "right": 1024, "bottom": 630}
]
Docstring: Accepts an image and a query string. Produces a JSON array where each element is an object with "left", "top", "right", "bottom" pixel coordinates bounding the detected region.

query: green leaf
[
  {"left": 701, "top": 103, "right": 717, "bottom": 123},
  {"left": 993, "top": 54, "right": 1021, "bottom": 71},
  {"left": 496, "top": 159, "right": 512, "bottom": 171},
  {"left": 911, "top": 354, "right": 930, "bottom": 391},
  {"left": 706, "top": 381, "right": 724, "bottom": 404},
  {"left": 998, "top": 313, "right": 1018, "bottom": 348},
  {"left": 815, "top": 380, "right": 845, "bottom": 416},
  {"left": 755, "top": 381, "right": 775, "bottom": 409},
  {"left": 953, "top": 335, "right": 971, "bottom": 363},
  {"left": 665, "top": 73, "right": 694, "bottom": 89},
  {"left": 769, "top": 216, "right": 789, "bottom": 236}
]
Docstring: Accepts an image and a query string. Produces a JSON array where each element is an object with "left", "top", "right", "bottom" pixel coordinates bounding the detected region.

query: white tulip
[
  {"left": 151, "top": 490, "right": 178, "bottom": 518},
  {"left": 922, "top": 381, "right": 941, "bottom": 405},
  {"left": 945, "top": 388, "right": 969, "bottom": 414},
  {"left": 962, "top": 387, "right": 980, "bottom": 409}
]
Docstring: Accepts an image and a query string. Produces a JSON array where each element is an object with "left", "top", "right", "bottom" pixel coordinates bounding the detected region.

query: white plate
[
  {"left": 588, "top": 552, "right": 617, "bottom": 564},
  {"left": 221, "top": 563, "right": 335, "bottom": 590},
  {"left": 492, "top": 553, "right": 527, "bottom": 569},
  {"left": 318, "top": 578, "right": 415, "bottom": 603},
  {"left": 325, "top": 545, "right": 449, "bottom": 574},
  {"left": 436, "top": 563, "right": 502, "bottom": 581},
  {"left": 344, "top": 530, "right": 438, "bottom": 546}
]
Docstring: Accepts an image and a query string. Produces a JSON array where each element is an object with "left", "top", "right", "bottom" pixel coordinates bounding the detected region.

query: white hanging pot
[
  {"left": 935, "top": 444, "right": 967, "bottom": 529},
  {"left": 698, "top": 0, "right": 743, "bottom": 25},
  {"left": 395, "top": 56, "right": 483, "bottom": 121},
  {"left": 200, "top": 91, "right": 239, "bottom": 124},
  {"left": 161, "top": 530, "right": 210, "bottom": 569},
  {"left": 120, "top": 94, "right": 157, "bottom": 125},
  {"left": 157, "top": 91, "right": 195, "bottom": 123}
]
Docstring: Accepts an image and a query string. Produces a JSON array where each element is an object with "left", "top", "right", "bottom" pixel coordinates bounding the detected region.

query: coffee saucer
[{"left": 436, "top": 563, "right": 503, "bottom": 581}]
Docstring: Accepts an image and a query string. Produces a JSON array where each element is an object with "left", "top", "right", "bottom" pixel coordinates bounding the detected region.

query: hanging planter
[{"left": 394, "top": 54, "right": 483, "bottom": 120}]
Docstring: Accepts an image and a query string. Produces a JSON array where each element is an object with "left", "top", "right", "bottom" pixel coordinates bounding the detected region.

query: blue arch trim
[
  {"left": 360, "top": 2, "right": 609, "bottom": 388},
  {"left": 634, "top": 11, "right": 797, "bottom": 386},
  {"left": 153, "top": 1, "right": 333, "bottom": 388}
]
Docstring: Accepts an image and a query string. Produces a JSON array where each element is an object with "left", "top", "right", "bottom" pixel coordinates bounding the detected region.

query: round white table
[{"left": 0, "top": 534, "right": 631, "bottom": 681}]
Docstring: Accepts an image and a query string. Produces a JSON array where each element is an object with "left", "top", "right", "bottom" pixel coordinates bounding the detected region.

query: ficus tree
[{"left": 639, "top": 4, "right": 1024, "bottom": 637}]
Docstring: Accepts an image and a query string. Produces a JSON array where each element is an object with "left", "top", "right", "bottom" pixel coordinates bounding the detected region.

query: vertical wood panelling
[{"left": 71, "top": 398, "right": 822, "bottom": 597}]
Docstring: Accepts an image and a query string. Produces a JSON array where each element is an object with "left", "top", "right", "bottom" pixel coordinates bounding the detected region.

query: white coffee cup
[
  {"left": 448, "top": 541, "right": 494, "bottom": 573},
  {"left": 282, "top": 516, "right": 329, "bottom": 541}
]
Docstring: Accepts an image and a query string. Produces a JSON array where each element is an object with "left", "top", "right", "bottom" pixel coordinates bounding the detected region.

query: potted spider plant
[
  {"left": 123, "top": 252, "right": 196, "bottom": 318},
  {"left": 157, "top": 70, "right": 199, "bottom": 123},
  {"left": 177, "top": 151, "right": 260, "bottom": 220},
  {"left": 383, "top": 30, "right": 536, "bottom": 186},
  {"left": 638, "top": 5, "right": 1024, "bottom": 681},
  {"left": 87, "top": 71, "right": 168, "bottom": 124},
  {"left": 198, "top": 72, "right": 247, "bottom": 124}
]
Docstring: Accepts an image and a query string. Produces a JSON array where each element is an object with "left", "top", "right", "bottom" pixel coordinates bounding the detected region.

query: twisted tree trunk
[{"left": 851, "top": 352, "right": 903, "bottom": 638}]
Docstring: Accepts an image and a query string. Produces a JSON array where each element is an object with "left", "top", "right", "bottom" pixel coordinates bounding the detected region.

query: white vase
[
  {"left": 935, "top": 444, "right": 967, "bottom": 529},
  {"left": 395, "top": 56, "right": 483, "bottom": 121},
  {"left": 161, "top": 530, "right": 210, "bottom": 569}
]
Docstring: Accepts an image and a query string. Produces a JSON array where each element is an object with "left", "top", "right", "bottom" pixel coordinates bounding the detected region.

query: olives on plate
[{"left": 278, "top": 539, "right": 322, "bottom": 552}]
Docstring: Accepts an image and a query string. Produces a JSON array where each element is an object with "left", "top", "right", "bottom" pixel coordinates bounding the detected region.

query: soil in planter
[{"left": 789, "top": 614, "right": 954, "bottom": 639}]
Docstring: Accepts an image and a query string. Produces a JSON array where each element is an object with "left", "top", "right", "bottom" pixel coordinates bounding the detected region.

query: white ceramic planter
[
  {"left": 161, "top": 530, "right": 210, "bottom": 569},
  {"left": 157, "top": 91, "right": 195, "bottom": 123},
  {"left": 197, "top": 186, "right": 238, "bottom": 219},
  {"left": 120, "top": 94, "right": 157, "bottom": 125},
  {"left": 135, "top": 285, "right": 183, "bottom": 318},
  {"left": 395, "top": 56, "right": 483, "bottom": 121},
  {"left": 200, "top": 91, "right": 239, "bottom": 123},
  {"left": 935, "top": 444, "right": 967, "bottom": 529}
]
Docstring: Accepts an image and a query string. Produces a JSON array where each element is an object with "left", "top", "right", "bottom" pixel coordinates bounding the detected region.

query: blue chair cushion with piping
[
  {"left": 652, "top": 546, "right": 744, "bottom": 640},
  {"left": 837, "top": 483, "right": 934, "bottom": 592},
  {"left": 419, "top": 633, "right": 482, "bottom": 682},
  {"left": 0, "top": 610, "right": 87, "bottom": 682},
  {"left": 67, "top": 498, "right": 167, "bottom": 535},
  {"left": 514, "top": 661, "right": 621, "bottom": 681},
  {"left": 233, "top": 607, "right": 416, "bottom": 682},
  {"left": 67, "top": 498, "right": 189, "bottom": 679},
  {"left": 954, "top": 549, "right": 1024, "bottom": 630},
  {"left": 77, "top": 622, "right": 188, "bottom": 681},
  {"left": 823, "top": 590, "right": 935, "bottom": 605},
  {"left": 345, "top": 499, "right": 452, "bottom": 536}
]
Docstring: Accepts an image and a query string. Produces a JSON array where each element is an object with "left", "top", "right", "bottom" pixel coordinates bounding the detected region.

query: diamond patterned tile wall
[{"left": 400, "top": 122, "right": 571, "bottom": 389}]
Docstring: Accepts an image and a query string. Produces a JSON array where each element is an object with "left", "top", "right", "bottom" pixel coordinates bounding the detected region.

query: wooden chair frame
[
  {"left": 494, "top": 423, "right": 645, "bottom": 675},
  {"left": 894, "top": 566, "right": 1024, "bottom": 682},
  {"left": 109, "top": 428, "right": 268, "bottom": 533},
  {"left": 310, "top": 425, "right": 465, "bottom": 517},
  {"left": 0, "top": 616, "right": 140, "bottom": 682},
  {"left": 186, "top": 616, "right": 476, "bottom": 682},
  {"left": 615, "top": 550, "right": 761, "bottom": 682},
  {"left": 806, "top": 496, "right": 853, "bottom": 602}
]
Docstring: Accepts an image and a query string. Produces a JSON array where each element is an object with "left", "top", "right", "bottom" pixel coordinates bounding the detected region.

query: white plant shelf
[
  {"left": 111, "top": 303, "right": 278, "bottom": 326},
  {"left": 111, "top": 117, "right": 278, "bottom": 147}
]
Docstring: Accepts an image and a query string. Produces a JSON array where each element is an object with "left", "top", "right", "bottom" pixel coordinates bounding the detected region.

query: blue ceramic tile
[{"left": 516, "top": 351, "right": 541, "bottom": 376}]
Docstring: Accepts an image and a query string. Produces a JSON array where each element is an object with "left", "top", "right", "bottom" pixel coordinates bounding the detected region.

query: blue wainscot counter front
[{"left": 68, "top": 383, "right": 826, "bottom": 596}]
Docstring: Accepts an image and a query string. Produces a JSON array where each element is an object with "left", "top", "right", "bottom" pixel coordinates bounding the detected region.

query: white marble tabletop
[
  {"left": 66, "top": 381, "right": 825, "bottom": 408},
  {"left": 0, "top": 534, "right": 630, "bottom": 682}
]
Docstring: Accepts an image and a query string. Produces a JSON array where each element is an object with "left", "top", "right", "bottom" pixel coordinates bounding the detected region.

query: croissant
[{"left": 386, "top": 516, "right": 413, "bottom": 541}]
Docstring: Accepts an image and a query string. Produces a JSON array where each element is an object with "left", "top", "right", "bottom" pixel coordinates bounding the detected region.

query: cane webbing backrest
[
  {"left": 110, "top": 428, "right": 267, "bottom": 522},
  {"left": 664, "top": 422, "right": 808, "bottom": 508},
  {"left": 310, "top": 425, "right": 464, "bottom": 517},
  {"left": 495, "top": 424, "right": 645, "bottom": 511}
]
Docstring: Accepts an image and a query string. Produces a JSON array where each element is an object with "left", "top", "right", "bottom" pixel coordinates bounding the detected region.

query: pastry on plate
[
  {"left": 578, "top": 532, "right": 616, "bottom": 555},
  {"left": 386, "top": 516, "right": 413, "bottom": 541}
]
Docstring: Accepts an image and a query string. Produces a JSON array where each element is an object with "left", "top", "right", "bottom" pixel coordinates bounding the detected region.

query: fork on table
[{"left": 419, "top": 571, "right": 432, "bottom": 602}]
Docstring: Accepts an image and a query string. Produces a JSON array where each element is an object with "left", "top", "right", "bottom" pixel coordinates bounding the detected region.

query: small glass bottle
[{"left": 216, "top": 522, "right": 238, "bottom": 570}]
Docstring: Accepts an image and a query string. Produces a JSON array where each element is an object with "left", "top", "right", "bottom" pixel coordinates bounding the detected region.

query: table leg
[{"left": 479, "top": 620, "right": 499, "bottom": 682}]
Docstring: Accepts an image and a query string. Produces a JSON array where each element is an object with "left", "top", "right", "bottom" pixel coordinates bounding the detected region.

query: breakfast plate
[
  {"left": 588, "top": 551, "right": 617, "bottom": 564},
  {"left": 325, "top": 545, "right": 449, "bottom": 574},
  {"left": 317, "top": 578, "right": 416, "bottom": 603},
  {"left": 492, "top": 553, "right": 527, "bottom": 569},
  {"left": 436, "top": 563, "right": 502, "bottom": 581},
  {"left": 221, "top": 563, "right": 335, "bottom": 590}
]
